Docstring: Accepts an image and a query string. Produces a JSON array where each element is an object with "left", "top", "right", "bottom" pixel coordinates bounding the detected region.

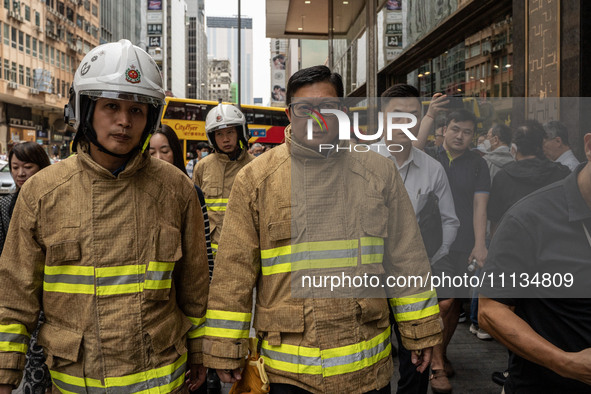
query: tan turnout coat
[
  {"left": 204, "top": 128, "right": 442, "bottom": 393},
  {"left": 0, "top": 144, "right": 209, "bottom": 393}
]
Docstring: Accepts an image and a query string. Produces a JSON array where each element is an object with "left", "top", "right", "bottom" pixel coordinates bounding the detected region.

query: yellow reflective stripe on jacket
[
  {"left": 205, "top": 198, "right": 228, "bottom": 212},
  {"left": 43, "top": 265, "right": 95, "bottom": 295},
  {"left": 96, "top": 265, "right": 146, "bottom": 296},
  {"left": 360, "top": 237, "right": 384, "bottom": 265},
  {"left": 204, "top": 310, "right": 251, "bottom": 339},
  {"left": 187, "top": 316, "right": 206, "bottom": 339},
  {"left": 389, "top": 290, "right": 440, "bottom": 322},
  {"left": 145, "top": 261, "right": 175, "bottom": 290},
  {"left": 44, "top": 263, "right": 175, "bottom": 296},
  {"left": 0, "top": 324, "right": 30, "bottom": 354},
  {"left": 261, "top": 327, "right": 391, "bottom": 377},
  {"left": 260, "top": 237, "right": 383, "bottom": 276},
  {"left": 50, "top": 352, "right": 187, "bottom": 394}
]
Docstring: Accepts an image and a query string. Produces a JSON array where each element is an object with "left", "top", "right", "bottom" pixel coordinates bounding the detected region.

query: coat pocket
[
  {"left": 253, "top": 303, "right": 304, "bottom": 346},
  {"left": 146, "top": 309, "right": 192, "bottom": 356},
  {"left": 361, "top": 196, "right": 389, "bottom": 238},
  {"left": 145, "top": 226, "right": 182, "bottom": 301},
  {"left": 356, "top": 299, "right": 391, "bottom": 329},
  {"left": 37, "top": 322, "right": 85, "bottom": 385},
  {"left": 47, "top": 240, "right": 81, "bottom": 265}
]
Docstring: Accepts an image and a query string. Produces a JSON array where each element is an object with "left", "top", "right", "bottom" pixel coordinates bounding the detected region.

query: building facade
[
  {"left": 186, "top": 0, "right": 207, "bottom": 99},
  {"left": 100, "top": 0, "right": 142, "bottom": 45},
  {"left": 206, "top": 16, "right": 252, "bottom": 105},
  {"left": 0, "top": 0, "right": 99, "bottom": 155},
  {"left": 208, "top": 58, "right": 231, "bottom": 103}
]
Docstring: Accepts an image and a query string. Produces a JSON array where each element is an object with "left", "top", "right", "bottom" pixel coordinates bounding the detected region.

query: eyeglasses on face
[{"left": 288, "top": 101, "right": 342, "bottom": 118}]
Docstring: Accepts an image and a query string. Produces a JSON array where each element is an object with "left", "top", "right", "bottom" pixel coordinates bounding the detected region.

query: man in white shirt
[
  {"left": 543, "top": 120, "right": 580, "bottom": 171},
  {"left": 371, "top": 84, "right": 459, "bottom": 394}
]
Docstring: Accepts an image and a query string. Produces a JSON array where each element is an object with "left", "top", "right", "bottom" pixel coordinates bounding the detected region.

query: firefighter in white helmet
[
  {"left": 193, "top": 103, "right": 254, "bottom": 258},
  {"left": 0, "top": 39, "right": 209, "bottom": 393}
]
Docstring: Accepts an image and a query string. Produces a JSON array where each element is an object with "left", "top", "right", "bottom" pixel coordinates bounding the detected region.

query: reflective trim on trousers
[
  {"left": 50, "top": 352, "right": 187, "bottom": 394},
  {"left": 261, "top": 327, "right": 391, "bottom": 377}
]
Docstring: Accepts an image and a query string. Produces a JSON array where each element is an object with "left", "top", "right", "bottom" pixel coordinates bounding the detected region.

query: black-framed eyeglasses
[{"left": 288, "top": 101, "right": 342, "bottom": 118}]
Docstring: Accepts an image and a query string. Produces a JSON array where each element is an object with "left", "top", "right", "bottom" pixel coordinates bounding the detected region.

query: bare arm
[
  {"left": 413, "top": 93, "right": 448, "bottom": 150},
  {"left": 470, "top": 192, "right": 488, "bottom": 267},
  {"left": 479, "top": 296, "right": 591, "bottom": 385}
]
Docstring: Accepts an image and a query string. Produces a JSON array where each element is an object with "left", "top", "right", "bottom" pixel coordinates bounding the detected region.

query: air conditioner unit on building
[
  {"left": 7, "top": 81, "right": 18, "bottom": 89},
  {"left": 29, "top": 88, "right": 39, "bottom": 95}
]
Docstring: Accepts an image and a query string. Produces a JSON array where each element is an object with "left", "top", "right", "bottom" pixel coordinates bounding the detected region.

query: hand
[
  {"left": 411, "top": 347, "right": 433, "bottom": 373},
  {"left": 185, "top": 364, "right": 207, "bottom": 391},
  {"left": 559, "top": 348, "right": 591, "bottom": 385},
  {"left": 0, "top": 385, "right": 12, "bottom": 394},
  {"left": 216, "top": 368, "right": 242, "bottom": 384},
  {"left": 469, "top": 244, "right": 488, "bottom": 268},
  {"left": 425, "top": 93, "right": 449, "bottom": 119}
]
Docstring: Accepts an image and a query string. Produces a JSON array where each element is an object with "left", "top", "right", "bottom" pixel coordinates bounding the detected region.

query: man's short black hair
[
  {"left": 513, "top": 120, "right": 545, "bottom": 158},
  {"left": 446, "top": 109, "right": 477, "bottom": 128},
  {"left": 286, "top": 65, "right": 344, "bottom": 106},
  {"left": 380, "top": 84, "right": 420, "bottom": 109},
  {"left": 543, "top": 120, "right": 570, "bottom": 146},
  {"left": 490, "top": 123, "right": 513, "bottom": 146}
]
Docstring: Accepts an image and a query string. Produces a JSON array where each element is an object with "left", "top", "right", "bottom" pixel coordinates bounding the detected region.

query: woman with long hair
[
  {"left": 149, "top": 125, "right": 215, "bottom": 278},
  {"left": 0, "top": 142, "right": 51, "bottom": 394}
]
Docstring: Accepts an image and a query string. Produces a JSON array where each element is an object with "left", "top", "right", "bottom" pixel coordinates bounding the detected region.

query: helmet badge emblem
[
  {"left": 80, "top": 62, "right": 91, "bottom": 76},
  {"left": 216, "top": 115, "right": 222, "bottom": 122},
  {"left": 125, "top": 65, "right": 141, "bottom": 84}
]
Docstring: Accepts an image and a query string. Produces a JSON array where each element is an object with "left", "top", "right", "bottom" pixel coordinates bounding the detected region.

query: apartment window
[
  {"left": 38, "top": 42, "right": 43, "bottom": 61},
  {"left": 11, "top": 62, "right": 16, "bottom": 82},
  {"left": 3, "top": 59, "right": 8, "bottom": 80},
  {"left": 11, "top": 27, "right": 16, "bottom": 48},
  {"left": 32, "top": 38, "right": 36, "bottom": 57},
  {"left": 35, "top": 11, "right": 39, "bottom": 26},
  {"left": 18, "top": 65, "right": 23, "bottom": 85},
  {"left": 25, "top": 5, "right": 30, "bottom": 20},
  {"left": 56, "top": 78, "right": 60, "bottom": 95},
  {"left": 3, "top": 0, "right": 8, "bottom": 9},
  {"left": 66, "top": 55, "right": 70, "bottom": 72},
  {"left": 2, "top": 24, "right": 7, "bottom": 45},
  {"left": 12, "top": 0, "right": 18, "bottom": 11},
  {"left": 55, "top": 50, "right": 60, "bottom": 68},
  {"left": 66, "top": 7, "right": 73, "bottom": 22},
  {"left": 61, "top": 52, "right": 65, "bottom": 70},
  {"left": 92, "top": 4, "right": 97, "bottom": 16},
  {"left": 76, "top": 15, "right": 82, "bottom": 28},
  {"left": 46, "top": 44, "right": 50, "bottom": 63},
  {"left": 26, "top": 67, "right": 30, "bottom": 87},
  {"left": 51, "top": 47, "right": 54, "bottom": 65},
  {"left": 25, "top": 34, "right": 30, "bottom": 55},
  {"left": 18, "top": 31, "right": 23, "bottom": 52}
]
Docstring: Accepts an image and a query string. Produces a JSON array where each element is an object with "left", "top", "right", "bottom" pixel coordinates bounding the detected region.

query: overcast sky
[{"left": 204, "top": 0, "right": 270, "bottom": 105}]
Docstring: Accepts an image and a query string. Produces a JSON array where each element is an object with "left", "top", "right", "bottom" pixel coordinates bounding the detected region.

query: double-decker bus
[{"left": 160, "top": 98, "right": 289, "bottom": 161}]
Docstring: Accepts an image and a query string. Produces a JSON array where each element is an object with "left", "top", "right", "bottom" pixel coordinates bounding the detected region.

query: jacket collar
[
  {"left": 212, "top": 146, "right": 250, "bottom": 163},
  {"left": 76, "top": 141, "right": 150, "bottom": 179},
  {"left": 285, "top": 124, "right": 349, "bottom": 160}
]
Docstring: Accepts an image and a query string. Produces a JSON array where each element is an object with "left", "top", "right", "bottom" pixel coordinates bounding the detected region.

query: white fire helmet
[
  {"left": 64, "top": 39, "right": 165, "bottom": 156},
  {"left": 205, "top": 103, "right": 250, "bottom": 152}
]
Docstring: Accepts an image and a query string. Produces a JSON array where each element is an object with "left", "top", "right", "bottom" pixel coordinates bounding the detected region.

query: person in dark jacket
[
  {"left": 0, "top": 142, "right": 51, "bottom": 394},
  {"left": 488, "top": 120, "right": 570, "bottom": 235}
]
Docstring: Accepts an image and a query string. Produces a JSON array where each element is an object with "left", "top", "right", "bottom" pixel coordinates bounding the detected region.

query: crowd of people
[{"left": 0, "top": 39, "right": 588, "bottom": 394}]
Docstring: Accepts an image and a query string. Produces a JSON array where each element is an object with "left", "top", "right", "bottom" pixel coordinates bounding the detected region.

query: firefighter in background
[
  {"left": 193, "top": 103, "right": 254, "bottom": 258},
  {"left": 0, "top": 39, "right": 209, "bottom": 393},
  {"left": 203, "top": 65, "right": 442, "bottom": 393}
]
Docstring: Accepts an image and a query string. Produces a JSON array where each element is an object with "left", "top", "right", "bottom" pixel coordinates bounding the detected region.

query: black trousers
[
  {"left": 270, "top": 383, "right": 392, "bottom": 394},
  {"left": 393, "top": 323, "right": 429, "bottom": 394}
]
